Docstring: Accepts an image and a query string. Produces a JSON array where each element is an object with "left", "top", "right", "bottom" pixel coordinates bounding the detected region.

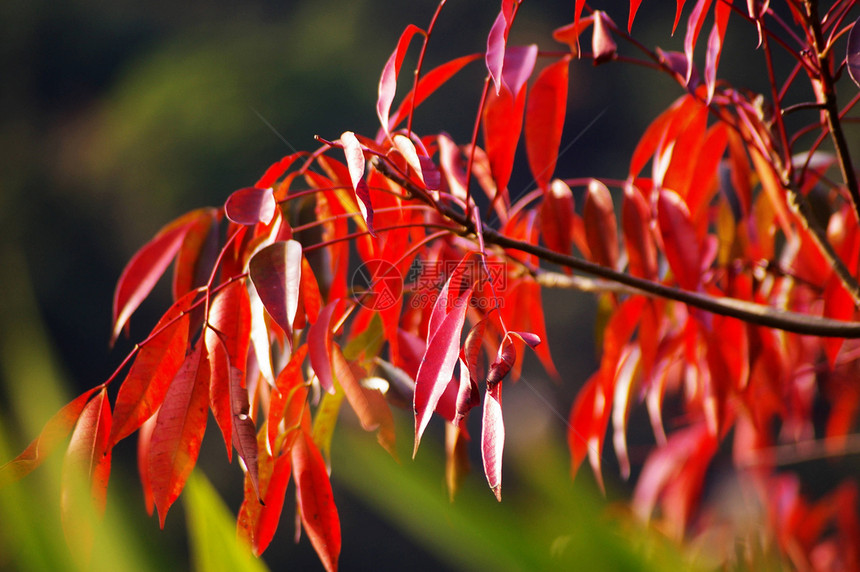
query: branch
[{"left": 373, "top": 157, "right": 860, "bottom": 338}]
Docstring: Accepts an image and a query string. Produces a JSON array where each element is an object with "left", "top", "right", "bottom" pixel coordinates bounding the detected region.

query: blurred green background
[{"left": 0, "top": 0, "right": 715, "bottom": 569}]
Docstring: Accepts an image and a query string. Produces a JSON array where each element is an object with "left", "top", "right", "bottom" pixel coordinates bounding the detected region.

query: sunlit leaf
[
  {"left": 414, "top": 287, "right": 473, "bottom": 456},
  {"left": 293, "top": 430, "right": 341, "bottom": 572},
  {"left": 377, "top": 24, "right": 424, "bottom": 136},
  {"left": 0, "top": 385, "right": 102, "bottom": 484},
  {"left": 110, "top": 290, "right": 196, "bottom": 445},
  {"left": 148, "top": 339, "right": 209, "bottom": 527},
  {"left": 683, "top": 0, "right": 715, "bottom": 84},
  {"left": 249, "top": 240, "right": 303, "bottom": 336},
  {"left": 172, "top": 208, "right": 218, "bottom": 301},
  {"left": 309, "top": 300, "right": 341, "bottom": 395},
  {"left": 657, "top": 189, "right": 702, "bottom": 291},
  {"left": 704, "top": 1, "right": 730, "bottom": 102},
  {"left": 486, "top": 0, "right": 516, "bottom": 94},
  {"left": 525, "top": 56, "right": 570, "bottom": 190},
  {"left": 225, "top": 187, "right": 277, "bottom": 226},
  {"left": 111, "top": 212, "right": 198, "bottom": 342},
  {"left": 592, "top": 11, "right": 617, "bottom": 64},
  {"left": 340, "top": 131, "right": 375, "bottom": 235},
  {"left": 481, "top": 381, "right": 504, "bottom": 501},
  {"left": 584, "top": 179, "right": 619, "bottom": 269}
]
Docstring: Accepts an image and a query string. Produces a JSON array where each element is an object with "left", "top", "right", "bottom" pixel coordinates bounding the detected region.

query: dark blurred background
[{"left": 0, "top": 0, "right": 771, "bottom": 569}]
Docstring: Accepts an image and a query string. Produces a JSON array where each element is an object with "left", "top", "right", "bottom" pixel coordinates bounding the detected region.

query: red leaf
[
  {"left": 309, "top": 300, "right": 341, "bottom": 394},
  {"left": 612, "top": 345, "right": 641, "bottom": 480},
  {"left": 462, "top": 319, "right": 488, "bottom": 385},
  {"left": 0, "top": 386, "right": 102, "bottom": 484},
  {"left": 377, "top": 24, "right": 424, "bottom": 136},
  {"left": 110, "top": 290, "right": 196, "bottom": 445},
  {"left": 293, "top": 431, "right": 341, "bottom": 572},
  {"left": 413, "top": 287, "right": 473, "bottom": 456},
  {"left": 112, "top": 213, "right": 197, "bottom": 342},
  {"left": 540, "top": 179, "right": 575, "bottom": 256},
  {"left": 137, "top": 413, "right": 157, "bottom": 516},
  {"left": 657, "top": 190, "right": 703, "bottom": 290},
  {"left": 486, "top": 335, "right": 516, "bottom": 386},
  {"left": 455, "top": 357, "right": 480, "bottom": 425},
  {"left": 206, "top": 280, "right": 252, "bottom": 457},
  {"left": 525, "top": 56, "right": 570, "bottom": 190},
  {"left": 268, "top": 345, "right": 309, "bottom": 453},
  {"left": 628, "top": 0, "right": 643, "bottom": 32},
  {"left": 172, "top": 208, "right": 218, "bottom": 301},
  {"left": 231, "top": 361, "right": 260, "bottom": 500},
  {"left": 253, "top": 452, "right": 292, "bottom": 555},
  {"left": 388, "top": 54, "right": 481, "bottom": 131},
  {"left": 704, "top": 1, "right": 730, "bottom": 102},
  {"left": 486, "top": 0, "right": 516, "bottom": 94},
  {"left": 567, "top": 373, "right": 606, "bottom": 487},
  {"left": 592, "top": 11, "right": 618, "bottom": 64},
  {"left": 584, "top": 179, "right": 619, "bottom": 269},
  {"left": 684, "top": 0, "right": 715, "bottom": 84},
  {"left": 60, "top": 388, "right": 112, "bottom": 560},
  {"left": 848, "top": 16, "right": 860, "bottom": 89},
  {"left": 673, "top": 0, "right": 688, "bottom": 35},
  {"left": 481, "top": 381, "right": 504, "bottom": 501},
  {"left": 148, "top": 339, "right": 209, "bottom": 527},
  {"left": 331, "top": 344, "right": 396, "bottom": 457},
  {"left": 255, "top": 152, "right": 302, "bottom": 189},
  {"left": 483, "top": 77, "right": 526, "bottom": 198},
  {"left": 249, "top": 240, "right": 303, "bottom": 336},
  {"left": 622, "top": 184, "right": 658, "bottom": 280},
  {"left": 340, "top": 131, "right": 375, "bottom": 235},
  {"left": 553, "top": 16, "right": 595, "bottom": 57},
  {"left": 225, "top": 187, "right": 277, "bottom": 226}
]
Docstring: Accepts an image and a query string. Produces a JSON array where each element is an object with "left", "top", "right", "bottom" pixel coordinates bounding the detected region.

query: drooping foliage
[{"left": 4, "top": 1, "right": 860, "bottom": 570}]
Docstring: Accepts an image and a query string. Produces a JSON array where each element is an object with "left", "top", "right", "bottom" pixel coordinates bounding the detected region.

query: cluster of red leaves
[{"left": 4, "top": 1, "right": 860, "bottom": 570}]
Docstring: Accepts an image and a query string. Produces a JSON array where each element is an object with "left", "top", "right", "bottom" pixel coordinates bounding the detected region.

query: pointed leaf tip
[{"left": 340, "top": 131, "right": 375, "bottom": 236}]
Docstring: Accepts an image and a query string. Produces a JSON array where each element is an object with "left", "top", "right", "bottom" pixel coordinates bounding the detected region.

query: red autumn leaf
[
  {"left": 567, "top": 373, "right": 608, "bottom": 490},
  {"left": 225, "top": 187, "right": 277, "bottom": 226},
  {"left": 0, "top": 385, "right": 102, "bottom": 484},
  {"left": 525, "top": 56, "right": 570, "bottom": 191},
  {"left": 823, "top": 273, "right": 854, "bottom": 367},
  {"left": 704, "top": 0, "right": 730, "bottom": 102},
  {"left": 172, "top": 208, "right": 218, "bottom": 301},
  {"left": 486, "top": 0, "right": 516, "bottom": 94},
  {"left": 388, "top": 54, "right": 481, "bottom": 131},
  {"left": 462, "top": 318, "right": 488, "bottom": 384},
  {"left": 252, "top": 452, "right": 292, "bottom": 555},
  {"left": 540, "top": 179, "right": 575, "bottom": 256},
  {"left": 205, "top": 280, "right": 252, "bottom": 457},
  {"left": 552, "top": 15, "right": 595, "bottom": 57},
  {"left": 673, "top": 0, "right": 689, "bottom": 35},
  {"left": 293, "top": 430, "right": 341, "bottom": 572},
  {"left": 268, "top": 344, "right": 309, "bottom": 453},
  {"left": 255, "top": 152, "right": 303, "bottom": 189},
  {"left": 392, "top": 133, "right": 438, "bottom": 190},
  {"left": 628, "top": 0, "right": 643, "bottom": 32},
  {"left": 249, "top": 240, "right": 303, "bottom": 336},
  {"left": 331, "top": 344, "right": 396, "bottom": 457},
  {"left": 413, "top": 287, "right": 473, "bottom": 456},
  {"left": 137, "top": 413, "right": 157, "bottom": 516},
  {"left": 148, "top": 339, "right": 209, "bottom": 527},
  {"left": 657, "top": 189, "right": 703, "bottom": 291},
  {"left": 111, "top": 212, "right": 198, "bottom": 342},
  {"left": 455, "top": 357, "right": 480, "bottom": 425},
  {"left": 309, "top": 299, "right": 341, "bottom": 394},
  {"left": 584, "top": 179, "right": 619, "bottom": 269},
  {"left": 486, "top": 335, "right": 516, "bottom": 386},
  {"left": 848, "top": 16, "right": 860, "bottom": 89},
  {"left": 592, "top": 11, "right": 617, "bottom": 65},
  {"left": 61, "top": 388, "right": 112, "bottom": 513},
  {"left": 622, "top": 184, "right": 658, "bottom": 280},
  {"left": 684, "top": 0, "right": 716, "bottom": 84},
  {"left": 230, "top": 360, "right": 260, "bottom": 500},
  {"left": 60, "top": 388, "right": 112, "bottom": 559},
  {"left": 300, "top": 256, "right": 323, "bottom": 324},
  {"left": 110, "top": 290, "right": 196, "bottom": 446},
  {"left": 377, "top": 24, "right": 424, "bottom": 136},
  {"left": 481, "top": 380, "right": 504, "bottom": 501},
  {"left": 612, "top": 345, "right": 641, "bottom": 480},
  {"left": 340, "top": 131, "right": 375, "bottom": 235}
]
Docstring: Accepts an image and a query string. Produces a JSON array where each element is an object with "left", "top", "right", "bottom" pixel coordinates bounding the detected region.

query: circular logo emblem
[{"left": 351, "top": 259, "right": 403, "bottom": 310}]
